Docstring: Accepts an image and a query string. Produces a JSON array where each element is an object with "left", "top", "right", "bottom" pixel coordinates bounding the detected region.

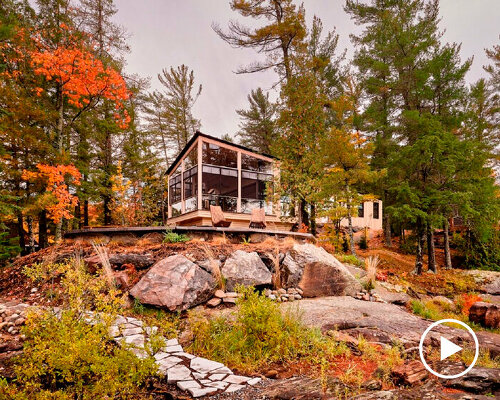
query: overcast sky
[{"left": 114, "top": 0, "right": 500, "bottom": 138}]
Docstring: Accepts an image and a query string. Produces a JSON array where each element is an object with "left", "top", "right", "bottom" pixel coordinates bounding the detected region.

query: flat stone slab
[
  {"left": 157, "top": 356, "right": 182, "bottom": 374},
  {"left": 188, "top": 387, "right": 218, "bottom": 398},
  {"left": 177, "top": 380, "right": 201, "bottom": 390},
  {"left": 167, "top": 364, "right": 193, "bottom": 383},
  {"left": 190, "top": 357, "right": 225, "bottom": 374},
  {"left": 225, "top": 383, "right": 246, "bottom": 393},
  {"left": 165, "top": 344, "right": 183, "bottom": 353},
  {"left": 209, "top": 373, "right": 228, "bottom": 381},
  {"left": 206, "top": 381, "right": 229, "bottom": 390},
  {"left": 224, "top": 375, "right": 251, "bottom": 384}
]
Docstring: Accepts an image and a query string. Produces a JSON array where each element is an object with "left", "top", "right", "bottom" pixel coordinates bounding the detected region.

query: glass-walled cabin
[{"left": 167, "top": 132, "right": 282, "bottom": 228}]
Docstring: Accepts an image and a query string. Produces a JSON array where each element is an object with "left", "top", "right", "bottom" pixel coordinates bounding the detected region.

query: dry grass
[
  {"left": 201, "top": 243, "right": 225, "bottom": 290},
  {"left": 364, "top": 255, "right": 380, "bottom": 290},
  {"left": 211, "top": 233, "right": 229, "bottom": 246},
  {"left": 91, "top": 241, "right": 115, "bottom": 289}
]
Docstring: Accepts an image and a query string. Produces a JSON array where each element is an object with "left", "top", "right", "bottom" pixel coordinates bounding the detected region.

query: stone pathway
[
  {"left": 0, "top": 300, "right": 260, "bottom": 398},
  {"left": 102, "top": 314, "right": 261, "bottom": 397}
]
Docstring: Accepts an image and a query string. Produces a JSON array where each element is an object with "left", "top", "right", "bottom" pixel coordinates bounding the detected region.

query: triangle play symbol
[{"left": 440, "top": 337, "right": 462, "bottom": 361}]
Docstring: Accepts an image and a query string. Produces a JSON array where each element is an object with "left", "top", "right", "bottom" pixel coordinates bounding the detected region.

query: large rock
[
  {"left": 469, "top": 302, "right": 500, "bottom": 328},
  {"left": 484, "top": 278, "right": 500, "bottom": 295},
  {"left": 129, "top": 255, "right": 215, "bottom": 311},
  {"left": 222, "top": 250, "right": 272, "bottom": 291},
  {"left": 281, "top": 243, "right": 362, "bottom": 297}
]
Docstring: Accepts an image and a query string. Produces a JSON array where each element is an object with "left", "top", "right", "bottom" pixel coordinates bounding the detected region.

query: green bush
[
  {"left": 187, "top": 286, "right": 349, "bottom": 373},
  {"left": 337, "top": 254, "right": 363, "bottom": 267},
  {"left": 5, "top": 309, "right": 156, "bottom": 400},
  {"left": 163, "top": 229, "right": 190, "bottom": 243},
  {"left": 2, "top": 258, "right": 157, "bottom": 399}
]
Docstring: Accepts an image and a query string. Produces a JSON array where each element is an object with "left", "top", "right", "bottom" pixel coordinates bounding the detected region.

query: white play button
[
  {"left": 419, "top": 319, "right": 479, "bottom": 379},
  {"left": 440, "top": 337, "right": 462, "bottom": 361}
]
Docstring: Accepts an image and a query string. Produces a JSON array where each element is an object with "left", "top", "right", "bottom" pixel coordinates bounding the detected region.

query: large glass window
[
  {"left": 358, "top": 203, "right": 364, "bottom": 218},
  {"left": 169, "top": 164, "right": 182, "bottom": 217},
  {"left": 183, "top": 166, "right": 198, "bottom": 212},
  {"left": 202, "top": 142, "right": 237, "bottom": 168},
  {"left": 201, "top": 165, "right": 238, "bottom": 212},
  {"left": 241, "top": 154, "right": 272, "bottom": 173},
  {"left": 184, "top": 146, "right": 198, "bottom": 170},
  {"left": 241, "top": 170, "right": 272, "bottom": 214},
  {"left": 373, "top": 202, "right": 380, "bottom": 219}
]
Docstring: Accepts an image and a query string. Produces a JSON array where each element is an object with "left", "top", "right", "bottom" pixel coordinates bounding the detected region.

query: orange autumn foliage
[
  {"left": 22, "top": 164, "right": 82, "bottom": 224},
  {"left": 29, "top": 25, "right": 131, "bottom": 128}
]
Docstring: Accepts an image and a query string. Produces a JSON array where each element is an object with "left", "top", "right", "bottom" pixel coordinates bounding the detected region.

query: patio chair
[
  {"left": 249, "top": 208, "right": 266, "bottom": 229},
  {"left": 210, "top": 205, "right": 232, "bottom": 227}
]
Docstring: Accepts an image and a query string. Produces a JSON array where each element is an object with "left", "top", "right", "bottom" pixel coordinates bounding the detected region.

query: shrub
[
  {"left": 163, "top": 229, "right": 190, "bottom": 243},
  {"left": 456, "top": 293, "right": 483, "bottom": 316},
  {"left": 4, "top": 257, "right": 157, "bottom": 399},
  {"left": 8, "top": 308, "right": 156, "bottom": 399},
  {"left": 337, "top": 254, "right": 363, "bottom": 267},
  {"left": 187, "top": 286, "right": 350, "bottom": 373}
]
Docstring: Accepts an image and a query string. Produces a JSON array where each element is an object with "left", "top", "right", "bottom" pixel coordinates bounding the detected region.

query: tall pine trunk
[
  {"left": 384, "top": 214, "right": 392, "bottom": 247},
  {"left": 27, "top": 216, "right": 35, "bottom": 253},
  {"left": 444, "top": 219, "right": 452, "bottom": 269},
  {"left": 427, "top": 225, "right": 436, "bottom": 273},
  {"left": 17, "top": 210, "right": 25, "bottom": 252},
  {"left": 414, "top": 218, "right": 424, "bottom": 274},
  {"left": 347, "top": 199, "right": 356, "bottom": 256},
  {"left": 310, "top": 203, "right": 317, "bottom": 236},
  {"left": 38, "top": 210, "right": 47, "bottom": 249}
]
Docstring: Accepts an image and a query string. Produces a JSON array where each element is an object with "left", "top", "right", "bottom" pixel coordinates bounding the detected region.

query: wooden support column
[
  {"left": 237, "top": 151, "right": 242, "bottom": 212},
  {"left": 180, "top": 159, "right": 185, "bottom": 214},
  {"left": 197, "top": 138, "right": 203, "bottom": 210},
  {"left": 167, "top": 174, "right": 172, "bottom": 219}
]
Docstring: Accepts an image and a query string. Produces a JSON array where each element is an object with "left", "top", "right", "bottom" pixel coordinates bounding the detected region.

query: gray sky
[{"left": 114, "top": 0, "right": 500, "bottom": 138}]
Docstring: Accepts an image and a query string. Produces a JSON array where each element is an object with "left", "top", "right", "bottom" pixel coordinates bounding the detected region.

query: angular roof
[{"left": 166, "top": 130, "right": 276, "bottom": 175}]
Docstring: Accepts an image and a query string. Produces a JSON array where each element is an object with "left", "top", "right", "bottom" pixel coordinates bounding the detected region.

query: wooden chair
[
  {"left": 210, "top": 205, "right": 232, "bottom": 227},
  {"left": 249, "top": 208, "right": 266, "bottom": 229}
]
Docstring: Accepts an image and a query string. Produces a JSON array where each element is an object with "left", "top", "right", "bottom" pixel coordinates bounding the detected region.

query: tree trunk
[
  {"left": 414, "top": 219, "right": 424, "bottom": 274},
  {"left": 75, "top": 202, "right": 81, "bottom": 229},
  {"left": 17, "top": 211, "right": 25, "bottom": 251},
  {"left": 444, "top": 219, "right": 452, "bottom": 269},
  {"left": 427, "top": 225, "right": 436, "bottom": 273},
  {"left": 55, "top": 220, "right": 62, "bottom": 242},
  {"left": 347, "top": 202, "right": 356, "bottom": 256},
  {"left": 84, "top": 199, "right": 89, "bottom": 226},
  {"left": 26, "top": 216, "right": 35, "bottom": 253},
  {"left": 384, "top": 213, "right": 392, "bottom": 247},
  {"left": 298, "top": 200, "right": 309, "bottom": 230},
  {"left": 38, "top": 210, "right": 47, "bottom": 249},
  {"left": 310, "top": 203, "right": 317, "bottom": 236}
]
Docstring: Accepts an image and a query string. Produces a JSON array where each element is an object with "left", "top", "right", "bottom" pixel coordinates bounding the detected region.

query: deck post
[
  {"left": 237, "top": 151, "right": 242, "bottom": 212},
  {"left": 197, "top": 138, "right": 202, "bottom": 211}
]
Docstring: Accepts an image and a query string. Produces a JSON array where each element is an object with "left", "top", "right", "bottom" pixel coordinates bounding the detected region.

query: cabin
[
  {"left": 166, "top": 131, "right": 290, "bottom": 230},
  {"left": 167, "top": 131, "right": 383, "bottom": 232}
]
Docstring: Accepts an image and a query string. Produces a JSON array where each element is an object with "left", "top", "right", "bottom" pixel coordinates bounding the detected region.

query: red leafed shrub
[{"left": 457, "top": 293, "right": 483, "bottom": 316}]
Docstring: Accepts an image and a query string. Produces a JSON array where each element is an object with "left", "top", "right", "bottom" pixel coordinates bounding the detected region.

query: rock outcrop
[
  {"left": 469, "top": 302, "right": 500, "bottom": 328},
  {"left": 221, "top": 250, "right": 272, "bottom": 291},
  {"left": 130, "top": 255, "right": 215, "bottom": 311},
  {"left": 282, "top": 243, "right": 362, "bottom": 297}
]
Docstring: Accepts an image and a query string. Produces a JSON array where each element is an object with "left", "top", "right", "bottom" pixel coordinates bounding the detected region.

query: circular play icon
[{"left": 419, "top": 319, "right": 479, "bottom": 379}]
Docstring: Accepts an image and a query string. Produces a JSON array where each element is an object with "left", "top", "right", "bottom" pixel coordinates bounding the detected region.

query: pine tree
[
  {"left": 213, "top": 0, "right": 307, "bottom": 81},
  {"left": 236, "top": 88, "right": 277, "bottom": 154}
]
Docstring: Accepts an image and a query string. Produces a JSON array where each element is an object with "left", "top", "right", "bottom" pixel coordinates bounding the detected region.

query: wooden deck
[{"left": 64, "top": 225, "right": 314, "bottom": 240}]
